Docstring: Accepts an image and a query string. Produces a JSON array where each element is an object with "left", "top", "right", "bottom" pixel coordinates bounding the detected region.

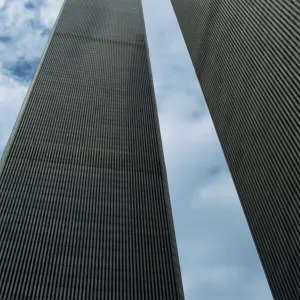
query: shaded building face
[
  {"left": 170, "top": 0, "right": 300, "bottom": 299},
  {"left": 0, "top": 0, "right": 184, "bottom": 298}
]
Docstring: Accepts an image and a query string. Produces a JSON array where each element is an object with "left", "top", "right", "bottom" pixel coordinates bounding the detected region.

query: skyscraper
[
  {"left": 170, "top": 0, "right": 300, "bottom": 299},
  {"left": 0, "top": 0, "right": 184, "bottom": 298}
]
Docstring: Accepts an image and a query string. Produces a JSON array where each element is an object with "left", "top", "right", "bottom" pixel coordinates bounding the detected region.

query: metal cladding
[
  {"left": 170, "top": 0, "right": 300, "bottom": 299},
  {"left": 0, "top": 0, "right": 184, "bottom": 298}
]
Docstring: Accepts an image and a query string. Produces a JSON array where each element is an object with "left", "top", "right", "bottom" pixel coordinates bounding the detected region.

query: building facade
[
  {"left": 170, "top": 0, "right": 300, "bottom": 299},
  {"left": 0, "top": 0, "right": 184, "bottom": 298}
]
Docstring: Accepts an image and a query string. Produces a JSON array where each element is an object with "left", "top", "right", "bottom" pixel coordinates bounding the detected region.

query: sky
[{"left": 0, "top": 0, "right": 273, "bottom": 299}]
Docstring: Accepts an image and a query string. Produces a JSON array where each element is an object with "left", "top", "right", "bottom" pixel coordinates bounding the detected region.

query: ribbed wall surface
[
  {"left": 170, "top": 0, "right": 300, "bottom": 299},
  {"left": 0, "top": 0, "right": 184, "bottom": 298}
]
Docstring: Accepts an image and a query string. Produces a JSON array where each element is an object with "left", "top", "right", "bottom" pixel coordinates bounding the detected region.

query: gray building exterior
[
  {"left": 170, "top": 0, "right": 300, "bottom": 299},
  {"left": 0, "top": 0, "right": 184, "bottom": 298}
]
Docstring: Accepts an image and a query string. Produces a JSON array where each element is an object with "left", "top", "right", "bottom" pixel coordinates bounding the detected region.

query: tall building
[
  {"left": 0, "top": 0, "right": 184, "bottom": 298},
  {"left": 170, "top": 0, "right": 300, "bottom": 299}
]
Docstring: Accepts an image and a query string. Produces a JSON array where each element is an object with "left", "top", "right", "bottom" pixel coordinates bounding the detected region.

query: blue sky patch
[
  {"left": 41, "top": 28, "right": 52, "bottom": 37},
  {"left": 0, "top": 35, "right": 12, "bottom": 43},
  {"left": 25, "top": 2, "right": 35, "bottom": 10},
  {"left": 3, "top": 59, "right": 39, "bottom": 82}
]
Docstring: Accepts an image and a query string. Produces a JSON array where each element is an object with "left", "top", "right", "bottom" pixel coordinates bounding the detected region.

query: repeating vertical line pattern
[
  {"left": 0, "top": 0, "right": 185, "bottom": 298},
  {"left": 171, "top": 0, "right": 300, "bottom": 299}
]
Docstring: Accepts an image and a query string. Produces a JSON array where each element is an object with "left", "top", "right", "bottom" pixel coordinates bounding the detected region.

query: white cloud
[
  {"left": 40, "top": 0, "right": 64, "bottom": 28},
  {"left": 0, "top": 0, "right": 5, "bottom": 9},
  {"left": 192, "top": 171, "right": 239, "bottom": 209},
  {"left": 0, "top": 1, "right": 48, "bottom": 64},
  {"left": 0, "top": 73, "right": 28, "bottom": 154}
]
